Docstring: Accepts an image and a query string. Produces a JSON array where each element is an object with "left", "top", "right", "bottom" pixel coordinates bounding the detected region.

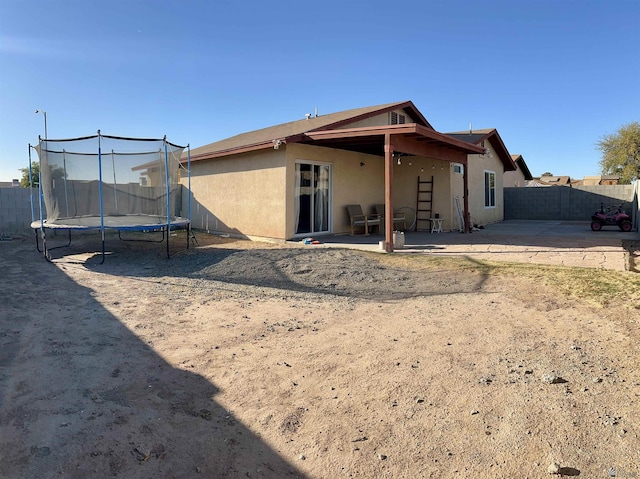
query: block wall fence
[
  {"left": 504, "top": 183, "right": 638, "bottom": 229},
  {"left": 2, "top": 182, "right": 639, "bottom": 237},
  {"left": 0, "top": 187, "right": 39, "bottom": 237}
]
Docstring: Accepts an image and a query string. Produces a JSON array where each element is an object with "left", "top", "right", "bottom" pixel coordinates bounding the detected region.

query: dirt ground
[{"left": 1, "top": 232, "right": 639, "bottom": 479}]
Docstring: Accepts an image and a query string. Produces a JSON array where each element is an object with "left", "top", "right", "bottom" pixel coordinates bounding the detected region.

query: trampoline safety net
[{"left": 33, "top": 133, "right": 187, "bottom": 229}]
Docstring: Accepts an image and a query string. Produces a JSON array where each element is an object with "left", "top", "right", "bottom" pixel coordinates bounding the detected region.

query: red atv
[{"left": 590, "top": 203, "right": 633, "bottom": 232}]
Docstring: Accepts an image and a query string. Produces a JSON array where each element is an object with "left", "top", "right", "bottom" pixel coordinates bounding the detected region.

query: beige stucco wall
[
  {"left": 184, "top": 138, "right": 469, "bottom": 240},
  {"left": 465, "top": 142, "right": 505, "bottom": 225},
  {"left": 341, "top": 109, "right": 410, "bottom": 129},
  {"left": 393, "top": 158, "right": 456, "bottom": 232},
  {"left": 504, "top": 168, "right": 526, "bottom": 187},
  {"left": 286, "top": 144, "right": 458, "bottom": 236},
  {"left": 285, "top": 144, "right": 386, "bottom": 237},
  {"left": 184, "top": 149, "right": 287, "bottom": 238}
]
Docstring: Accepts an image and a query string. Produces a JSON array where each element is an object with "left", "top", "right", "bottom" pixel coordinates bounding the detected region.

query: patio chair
[
  {"left": 346, "top": 205, "right": 381, "bottom": 235},
  {"left": 374, "top": 204, "right": 406, "bottom": 231}
]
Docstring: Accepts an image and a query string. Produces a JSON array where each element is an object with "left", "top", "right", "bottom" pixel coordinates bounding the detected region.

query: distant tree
[
  {"left": 597, "top": 121, "right": 640, "bottom": 184},
  {"left": 19, "top": 162, "right": 39, "bottom": 188},
  {"left": 541, "top": 172, "right": 553, "bottom": 176},
  {"left": 18, "top": 161, "right": 65, "bottom": 188}
]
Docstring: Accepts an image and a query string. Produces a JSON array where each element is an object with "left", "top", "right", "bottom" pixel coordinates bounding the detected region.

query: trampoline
[{"left": 29, "top": 131, "right": 193, "bottom": 263}]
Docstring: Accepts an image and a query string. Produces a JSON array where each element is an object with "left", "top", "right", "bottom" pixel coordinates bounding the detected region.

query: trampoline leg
[
  {"left": 61, "top": 230, "right": 72, "bottom": 248},
  {"left": 189, "top": 225, "right": 198, "bottom": 247},
  {"left": 100, "top": 231, "right": 106, "bottom": 265},
  {"left": 42, "top": 230, "right": 52, "bottom": 262},
  {"left": 34, "top": 229, "right": 42, "bottom": 253}
]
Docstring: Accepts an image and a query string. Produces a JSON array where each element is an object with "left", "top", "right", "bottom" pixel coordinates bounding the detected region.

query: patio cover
[{"left": 299, "top": 124, "right": 484, "bottom": 251}]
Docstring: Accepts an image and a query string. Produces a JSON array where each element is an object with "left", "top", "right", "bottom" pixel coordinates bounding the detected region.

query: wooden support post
[
  {"left": 462, "top": 159, "right": 470, "bottom": 233},
  {"left": 384, "top": 134, "right": 394, "bottom": 252}
]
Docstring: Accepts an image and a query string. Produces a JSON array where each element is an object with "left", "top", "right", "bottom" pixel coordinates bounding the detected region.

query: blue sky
[{"left": 1, "top": 0, "right": 638, "bottom": 182}]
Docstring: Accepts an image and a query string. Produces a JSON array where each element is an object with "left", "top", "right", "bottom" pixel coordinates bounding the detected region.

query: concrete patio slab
[{"left": 306, "top": 221, "right": 639, "bottom": 271}]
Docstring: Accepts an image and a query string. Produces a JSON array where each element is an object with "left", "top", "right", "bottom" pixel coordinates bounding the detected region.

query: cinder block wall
[
  {"left": 0, "top": 187, "right": 39, "bottom": 236},
  {"left": 505, "top": 184, "right": 636, "bottom": 223}
]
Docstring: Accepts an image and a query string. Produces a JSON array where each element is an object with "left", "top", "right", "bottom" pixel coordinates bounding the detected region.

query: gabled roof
[
  {"left": 446, "top": 129, "right": 517, "bottom": 172},
  {"left": 537, "top": 175, "right": 572, "bottom": 185},
  {"left": 510, "top": 154, "right": 533, "bottom": 180},
  {"left": 189, "top": 101, "right": 434, "bottom": 161}
]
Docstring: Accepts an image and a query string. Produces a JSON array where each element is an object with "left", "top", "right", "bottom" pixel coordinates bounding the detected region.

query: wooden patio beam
[{"left": 391, "top": 135, "right": 469, "bottom": 164}]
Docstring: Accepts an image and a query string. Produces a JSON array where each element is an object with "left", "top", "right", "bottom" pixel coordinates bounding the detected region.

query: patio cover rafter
[{"left": 302, "top": 123, "right": 484, "bottom": 159}]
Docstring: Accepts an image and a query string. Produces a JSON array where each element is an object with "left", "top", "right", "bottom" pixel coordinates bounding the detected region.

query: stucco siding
[
  {"left": 286, "top": 144, "right": 386, "bottom": 237},
  {"left": 286, "top": 144, "right": 454, "bottom": 237},
  {"left": 391, "top": 159, "right": 421, "bottom": 227},
  {"left": 393, "top": 159, "right": 457, "bottom": 232},
  {"left": 340, "top": 109, "right": 410, "bottom": 130},
  {"left": 185, "top": 150, "right": 287, "bottom": 238},
  {"left": 466, "top": 147, "right": 505, "bottom": 225},
  {"left": 185, "top": 140, "right": 478, "bottom": 240},
  {"left": 504, "top": 168, "right": 526, "bottom": 188}
]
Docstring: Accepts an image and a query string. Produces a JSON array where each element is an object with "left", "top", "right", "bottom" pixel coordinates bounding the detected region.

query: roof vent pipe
[
  {"left": 315, "top": 106, "right": 318, "bottom": 117},
  {"left": 305, "top": 113, "right": 311, "bottom": 120}
]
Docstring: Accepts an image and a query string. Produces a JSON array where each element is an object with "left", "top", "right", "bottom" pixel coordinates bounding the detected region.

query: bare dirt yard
[{"left": 1, "top": 232, "right": 639, "bottom": 478}]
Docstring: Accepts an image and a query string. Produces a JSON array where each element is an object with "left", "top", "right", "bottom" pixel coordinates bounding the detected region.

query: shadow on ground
[{"left": 0, "top": 239, "right": 306, "bottom": 479}]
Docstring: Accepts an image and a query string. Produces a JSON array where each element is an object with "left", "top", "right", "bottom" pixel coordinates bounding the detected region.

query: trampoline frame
[
  {"left": 29, "top": 131, "right": 195, "bottom": 263},
  {"left": 32, "top": 215, "right": 193, "bottom": 263}
]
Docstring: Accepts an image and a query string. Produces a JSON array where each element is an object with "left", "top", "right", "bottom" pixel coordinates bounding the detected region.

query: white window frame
[
  {"left": 453, "top": 163, "right": 464, "bottom": 174},
  {"left": 484, "top": 170, "right": 496, "bottom": 208}
]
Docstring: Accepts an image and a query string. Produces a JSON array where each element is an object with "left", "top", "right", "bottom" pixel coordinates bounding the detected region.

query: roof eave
[
  {"left": 188, "top": 140, "right": 277, "bottom": 162},
  {"left": 461, "top": 129, "right": 517, "bottom": 171}
]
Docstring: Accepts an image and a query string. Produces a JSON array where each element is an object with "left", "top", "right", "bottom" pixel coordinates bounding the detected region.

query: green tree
[
  {"left": 597, "top": 121, "right": 640, "bottom": 184},
  {"left": 18, "top": 162, "right": 66, "bottom": 187},
  {"left": 19, "top": 162, "right": 39, "bottom": 188}
]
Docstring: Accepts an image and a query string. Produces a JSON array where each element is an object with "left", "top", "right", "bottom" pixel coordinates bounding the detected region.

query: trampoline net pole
[
  {"left": 164, "top": 139, "right": 170, "bottom": 230},
  {"left": 62, "top": 149, "right": 70, "bottom": 217},
  {"left": 187, "top": 145, "right": 191, "bottom": 225},
  {"left": 28, "top": 144, "right": 35, "bottom": 224},
  {"left": 97, "top": 131, "right": 105, "bottom": 241},
  {"left": 37, "top": 138, "right": 45, "bottom": 231},
  {"left": 111, "top": 150, "right": 118, "bottom": 214}
]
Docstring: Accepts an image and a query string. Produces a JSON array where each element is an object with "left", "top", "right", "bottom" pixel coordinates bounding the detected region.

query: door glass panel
[
  {"left": 295, "top": 162, "right": 330, "bottom": 235},
  {"left": 314, "top": 165, "right": 329, "bottom": 232}
]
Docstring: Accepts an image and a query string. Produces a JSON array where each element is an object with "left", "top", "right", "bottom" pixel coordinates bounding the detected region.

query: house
[
  {"left": 184, "top": 101, "right": 486, "bottom": 251},
  {"left": 581, "top": 175, "right": 620, "bottom": 186},
  {"left": 0, "top": 180, "right": 19, "bottom": 188},
  {"left": 446, "top": 129, "right": 517, "bottom": 227},
  {"left": 504, "top": 154, "right": 533, "bottom": 187},
  {"left": 534, "top": 175, "right": 573, "bottom": 186}
]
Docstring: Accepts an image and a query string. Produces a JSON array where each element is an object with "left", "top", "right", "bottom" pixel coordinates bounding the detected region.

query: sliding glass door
[{"left": 294, "top": 162, "right": 331, "bottom": 236}]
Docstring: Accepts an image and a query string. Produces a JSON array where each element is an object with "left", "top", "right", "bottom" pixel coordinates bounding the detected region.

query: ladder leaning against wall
[{"left": 415, "top": 176, "right": 434, "bottom": 231}]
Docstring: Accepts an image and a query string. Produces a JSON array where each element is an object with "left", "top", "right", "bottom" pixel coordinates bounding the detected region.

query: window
[
  {"left": 390, "top": 112, "right": 406, "bottom": 125},
  {"left": 453, "top": 164, "right": 464, "bottom": 174},
  {"left": 484, "top": 171, "right": 496, "bottom": 208}
]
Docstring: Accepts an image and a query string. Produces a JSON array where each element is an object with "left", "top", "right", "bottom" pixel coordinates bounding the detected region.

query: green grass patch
[{"left": 371, "top": 252, "right": 640, "bottom": 309}]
